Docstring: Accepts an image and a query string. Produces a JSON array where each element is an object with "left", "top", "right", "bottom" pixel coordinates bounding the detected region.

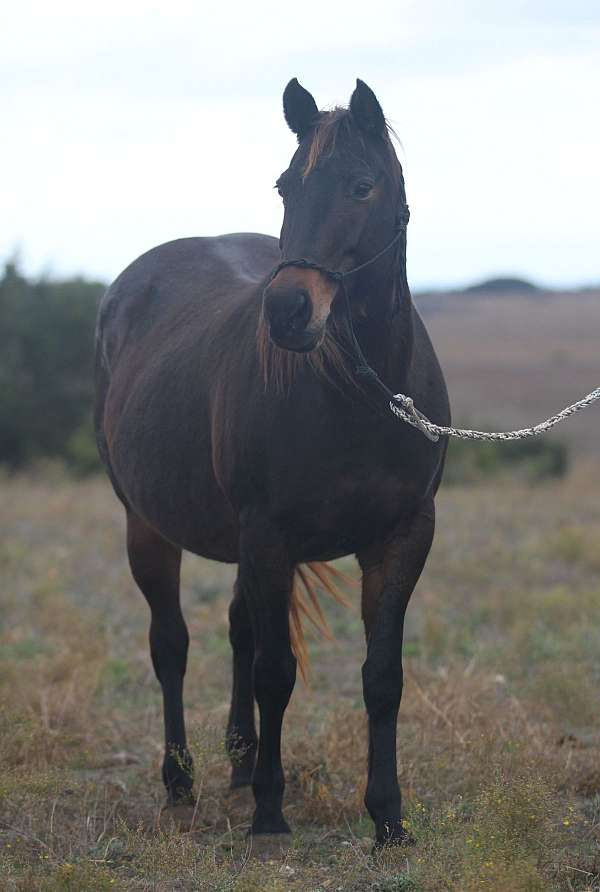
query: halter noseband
[
  {"left": 265, "top": 203, "right": 410, "bottom": 288},
  {"left": 264, "top": 204, "right": 430, "bottom": 430}
]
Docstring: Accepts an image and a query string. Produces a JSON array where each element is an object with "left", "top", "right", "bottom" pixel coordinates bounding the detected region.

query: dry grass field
[
  {"left": 1, "top": 462, "right": 600, "bottom": 891},
  {"left": 2, "top": 287, "right": 600, "bottom": 890}
]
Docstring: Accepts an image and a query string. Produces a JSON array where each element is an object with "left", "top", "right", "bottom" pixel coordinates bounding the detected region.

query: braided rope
[{"left": 389, "top": 388, "right": 600, "bottom": 444}]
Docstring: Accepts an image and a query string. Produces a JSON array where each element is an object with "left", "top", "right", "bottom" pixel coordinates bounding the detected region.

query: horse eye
[{"left": 354, "top": 181, "right": 373, "bottom": 199}]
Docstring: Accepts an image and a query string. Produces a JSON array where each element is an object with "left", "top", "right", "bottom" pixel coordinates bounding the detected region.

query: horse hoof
[{"left": 158, "top": 803, "right": 198, "bottom": 833}]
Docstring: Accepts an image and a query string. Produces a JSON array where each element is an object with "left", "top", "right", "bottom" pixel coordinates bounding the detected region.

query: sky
[{"left": 2, "top": 1, "right": 599, "bottom": 290}]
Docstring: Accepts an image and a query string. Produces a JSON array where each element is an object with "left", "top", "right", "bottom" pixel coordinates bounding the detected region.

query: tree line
[{"left": 0, "top": 260, "right": 104, "bottom": 473}]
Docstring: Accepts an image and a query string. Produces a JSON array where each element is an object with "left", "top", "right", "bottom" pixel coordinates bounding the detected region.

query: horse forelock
[
  {"left": 303, "top": 108, "right": 350, "bottom": 178},
  {"left": 303, "top": 107, "right": 399, "bottom": 179}
]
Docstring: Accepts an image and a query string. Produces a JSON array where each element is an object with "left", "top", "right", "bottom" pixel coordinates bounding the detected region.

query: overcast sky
[{"left": 2, "top": 1, "right": 599, "bottom": 289}]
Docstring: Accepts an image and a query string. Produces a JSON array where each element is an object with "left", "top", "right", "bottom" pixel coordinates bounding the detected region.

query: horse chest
[{"left": 265, "top": 435, "right": 422, "bottom": 561}]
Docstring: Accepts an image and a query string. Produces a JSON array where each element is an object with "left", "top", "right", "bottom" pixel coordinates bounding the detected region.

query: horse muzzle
[
  {"left": 263, "top": 287, "right": 317, "bottom": 351},
  {"left": 262, "top": 266, "right": 338, "bottom": 352}
]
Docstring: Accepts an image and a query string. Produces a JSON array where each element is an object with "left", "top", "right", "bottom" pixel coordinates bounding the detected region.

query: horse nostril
[
  {"left": 286, "top": 290, "right": 310, "bottom": 331},
  {"left": 267, "top": 289, "right": 312, "bottom": 334}
]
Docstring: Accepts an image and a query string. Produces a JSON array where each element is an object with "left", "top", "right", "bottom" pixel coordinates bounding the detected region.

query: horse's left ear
[
  {"left": 283, "top": 78, "right": 319, "bottom": 142},
  {"left": 349, "top": 79, "right": 386, "bottom": 137}
]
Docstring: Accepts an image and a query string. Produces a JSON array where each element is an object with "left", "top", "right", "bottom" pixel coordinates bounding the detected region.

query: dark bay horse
[{"left": 94, "top": 78, "right": 450, "bottom": 846}]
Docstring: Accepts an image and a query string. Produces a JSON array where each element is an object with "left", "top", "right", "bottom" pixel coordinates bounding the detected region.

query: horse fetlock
[
  {"left": 227, "top": 732, "right": 257, "bottom": 788},
  {"left": 251, "top": 805, "right": 292, "bottom": 836},
  {"left": 162, "top": 746, "right": 194, "bottom": 803},
  {"left": 365, "top": 781, "right": 401, "bottom": 825},
  {"left": 374, "top": 819, "right": 415, "bottom": 850},
  {"left": 226, "top": 721, "right": 257, "bottom": 753}
]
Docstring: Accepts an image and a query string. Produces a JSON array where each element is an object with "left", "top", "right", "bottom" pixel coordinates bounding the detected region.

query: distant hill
[
  {"left": 414, "top": 276, "right": 541, "bottom": 301},
  {"left": 464, "top": 276, "right": 540, "bottom": 294}
]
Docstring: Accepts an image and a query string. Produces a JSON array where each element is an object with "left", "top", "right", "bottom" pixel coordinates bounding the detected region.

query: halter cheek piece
[{"left": 263, "top": 204, "right": 436, "bottom": 436}]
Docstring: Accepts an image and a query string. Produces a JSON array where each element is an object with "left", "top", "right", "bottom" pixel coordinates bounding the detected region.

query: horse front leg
[
  {"left": 357, "top": 498, "right": 435, "bottom": 847},
  {"left": 238, "top": 510, "right": 296, "bottom": 835}
]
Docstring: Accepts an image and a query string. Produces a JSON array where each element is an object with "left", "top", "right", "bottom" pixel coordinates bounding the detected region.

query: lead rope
[
  {"left": 267, "top": 205, "right": 600, "bottom": 444},
  {"left": 388, "top": 387, "right": 600, "bottom": 444}
]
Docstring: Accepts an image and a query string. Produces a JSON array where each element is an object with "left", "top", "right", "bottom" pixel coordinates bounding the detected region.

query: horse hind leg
[
  {"left": 126, "top": 511, "right": 194, "bottom": 804},
  {"left": 238, "top": 509, "right": 296, "bottom": 835},
  {"left": 226, "top": 578, "right": 258, "bottom": 788}
]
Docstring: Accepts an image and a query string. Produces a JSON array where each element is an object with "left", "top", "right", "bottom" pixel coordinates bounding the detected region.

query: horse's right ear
[{"left": 283, "top": 78, "right": 319, "bottom": 141}]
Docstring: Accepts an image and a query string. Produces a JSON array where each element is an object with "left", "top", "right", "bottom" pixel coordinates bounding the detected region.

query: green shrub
[
  {"left": 64, "top": 415, "right": 101, "bottom": 475},
  {"left": 443, "top": 431, "right": 568, "bottom": 485},
  {"left": 0, "top": 260, "right": 104, "bottom": 472}
]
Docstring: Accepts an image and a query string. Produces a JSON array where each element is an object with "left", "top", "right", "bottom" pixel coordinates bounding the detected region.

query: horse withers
[{"left": 94, "top": 78, "right": 450, "bottom": 847}]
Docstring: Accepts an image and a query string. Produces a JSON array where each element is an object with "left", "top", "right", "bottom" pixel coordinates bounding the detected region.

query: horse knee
[
  {"left": 149, "top": 618, "right": 189, "bottom": 682},
  {"left": 254, "top": 649, "right": 296, "bottom": 708},
  {"left": 362, "top": 658, "right": 403, "bottom": 720}
]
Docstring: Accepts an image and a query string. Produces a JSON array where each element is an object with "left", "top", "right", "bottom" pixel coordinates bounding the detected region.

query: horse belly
[{"left": 116, "top": 449, "right": 240, "bottom": 561}]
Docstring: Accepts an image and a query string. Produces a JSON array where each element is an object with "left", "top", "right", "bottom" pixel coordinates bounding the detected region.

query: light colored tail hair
[{"left": 289, "top": 562, "right": 352, "bottom": 682}]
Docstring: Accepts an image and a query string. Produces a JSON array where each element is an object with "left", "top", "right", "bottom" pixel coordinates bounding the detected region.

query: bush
[
  {"left": 0, "top": 260, "right": 104, "bottom": 472},
  {"left": 443, "top": 431, "right": 568, "bottom": 485}
]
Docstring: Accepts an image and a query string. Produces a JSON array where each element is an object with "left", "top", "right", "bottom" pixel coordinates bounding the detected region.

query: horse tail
[{"left": 289, "top": 562, "right": 352, "bottom": 683}]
